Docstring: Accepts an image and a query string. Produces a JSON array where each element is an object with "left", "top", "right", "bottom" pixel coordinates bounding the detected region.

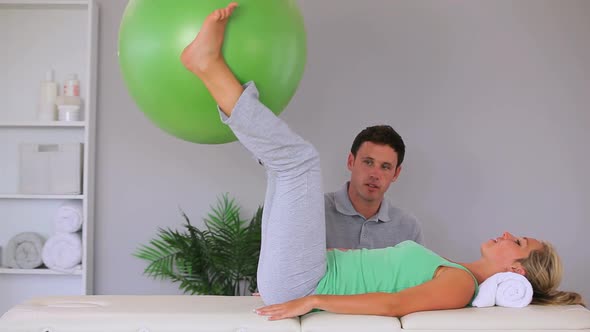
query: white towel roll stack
[
  {"left": 2, "top": 232, "right": 45, "bottom": 269},
  {"left": 42, "top": 232, "right": 82, "bottom": 272},
  {"left": 53, "top": 201, "right": 83, "bottom": 233}
]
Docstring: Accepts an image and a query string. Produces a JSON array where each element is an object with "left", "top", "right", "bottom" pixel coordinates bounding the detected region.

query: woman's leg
[
  {"left": 180, "top": 3, "right": 326, "bottom": 305},
  {"left": 221, "top": 83, "right": 326, "bottom": 305}
]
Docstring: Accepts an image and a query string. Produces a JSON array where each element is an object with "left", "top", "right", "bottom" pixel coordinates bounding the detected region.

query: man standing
[{"left": 325, "top": 125, "right": 423, "bottom": 249}]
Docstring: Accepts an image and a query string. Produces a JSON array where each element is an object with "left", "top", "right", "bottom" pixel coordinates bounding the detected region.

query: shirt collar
[{"left": 334, "top": 182, "right": 391, "bottom": 222}]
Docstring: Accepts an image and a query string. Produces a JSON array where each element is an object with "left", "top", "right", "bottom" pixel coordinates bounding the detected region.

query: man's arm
[
  {"left": 414, "top": 220, "right": 425, "bottom": 245},
  {"left": 408, "top": 215, "right": 425, "bottom": 245},
  {"left": 256, "top": 267, "right": 475, "bottom": 320}
]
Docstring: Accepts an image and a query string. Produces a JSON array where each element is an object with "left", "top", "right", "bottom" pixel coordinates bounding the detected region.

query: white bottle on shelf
[
  {"left": 63, "top": 73, "right": 80, "bottom": 97},
  {"left": 38, "top": 70, "right": 58, "bottom": 121},
  {"left": 57, "top": 73, "right": 82, "bottom": 121}
]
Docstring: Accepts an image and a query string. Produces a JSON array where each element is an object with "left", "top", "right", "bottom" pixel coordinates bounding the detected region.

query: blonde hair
[{"left": 518, "top": 242, "right": 585, "bottom": 306}]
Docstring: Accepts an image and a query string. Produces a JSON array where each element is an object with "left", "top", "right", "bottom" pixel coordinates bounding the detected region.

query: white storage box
[{"left": 19, "top": 143, "right": 83, "bottom": 194}]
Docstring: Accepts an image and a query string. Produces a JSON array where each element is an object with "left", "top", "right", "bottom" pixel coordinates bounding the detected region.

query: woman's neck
[{"left": 458, "top": 260, "right": 502, "bottom": 284}]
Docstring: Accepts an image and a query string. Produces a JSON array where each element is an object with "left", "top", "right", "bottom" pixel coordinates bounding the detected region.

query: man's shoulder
[
  {"left": 383, "top": 200, "right": 419, "bottom": 225},
  {"left": 324, "top": 191, "right": 337, "bottom": 207},
  {"left": 382, "top": 200, "right": 425, "bottom": 245}
]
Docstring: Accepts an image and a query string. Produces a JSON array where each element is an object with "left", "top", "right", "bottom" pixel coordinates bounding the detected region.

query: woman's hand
[{"left": 255, "top": 296, "right": 316, "bottom": 320}]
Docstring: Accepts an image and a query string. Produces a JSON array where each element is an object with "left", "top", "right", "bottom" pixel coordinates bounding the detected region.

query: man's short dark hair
[{"left": 350, "top": 125, "right": 405, "bottom": 168}]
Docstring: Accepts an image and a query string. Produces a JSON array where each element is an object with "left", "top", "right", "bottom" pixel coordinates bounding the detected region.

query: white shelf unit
[
  {"left": 0, "top": 194, "right": 84, "bottom": 199},
  {"left": 0, "top": 0, "right": 98, "bottom": 314},
  {"left": 0, "top": 121, "right": 86, "bottom": 127},
  {"left": 0, "top": 268, "right": 82, "bottom": 275}
]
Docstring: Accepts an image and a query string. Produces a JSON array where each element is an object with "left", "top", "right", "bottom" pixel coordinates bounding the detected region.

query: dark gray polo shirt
[{"left": 324, "top": 182, "right": 424, "bottom": 249}]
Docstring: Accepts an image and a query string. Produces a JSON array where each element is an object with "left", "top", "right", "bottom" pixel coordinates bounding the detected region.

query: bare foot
[{"left": 181, "top": 2, "right": 238, "bottom": 77}]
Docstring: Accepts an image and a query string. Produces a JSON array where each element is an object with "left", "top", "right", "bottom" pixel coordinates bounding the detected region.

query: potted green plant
[{"left": 135, "top": 193, "right": 262, "bottom": 295}]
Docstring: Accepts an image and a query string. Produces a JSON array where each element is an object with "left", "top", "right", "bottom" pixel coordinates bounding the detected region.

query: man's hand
[{"left": 255, "top": 296, "right": 316, "bottom": 320}]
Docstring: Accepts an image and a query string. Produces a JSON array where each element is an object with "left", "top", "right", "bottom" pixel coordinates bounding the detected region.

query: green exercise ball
[{"left": 118, "top": 0, "right": 306, "bottom": 144}]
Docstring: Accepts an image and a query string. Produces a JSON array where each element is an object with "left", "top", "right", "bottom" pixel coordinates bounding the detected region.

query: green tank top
[{"left": 315, "top": 240, "right": 479, "bottom": 300}]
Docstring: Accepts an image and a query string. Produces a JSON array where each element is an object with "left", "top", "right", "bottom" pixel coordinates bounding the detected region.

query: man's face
[{"left": 347, "top": 142, "right": 401, "bottom": 204}]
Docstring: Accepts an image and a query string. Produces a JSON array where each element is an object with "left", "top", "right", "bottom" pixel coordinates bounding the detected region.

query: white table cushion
[
  {"left": 2, "top": 296, "right": 589, "bottom": 332},
  {"left": 301, "top": 311, "right": 402, "bottom": 332},
  {"left": 0, "top": 295, "right": 298, "bottom": 332},
  {"left": 401, "top": 305, "right": 590, "bottom": 331}
]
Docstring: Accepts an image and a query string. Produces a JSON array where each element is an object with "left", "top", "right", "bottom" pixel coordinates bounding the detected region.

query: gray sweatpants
[{"left": 220, "top": 82, "right": 327, "bottom": 305}]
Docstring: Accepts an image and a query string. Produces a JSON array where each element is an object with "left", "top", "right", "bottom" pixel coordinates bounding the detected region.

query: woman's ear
[{"left": 510, "top": 263, "right": 526, "bottom": 276}]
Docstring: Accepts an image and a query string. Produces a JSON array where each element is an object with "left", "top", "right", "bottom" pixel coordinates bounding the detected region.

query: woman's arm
[{"left": 256, "top": 267, "right": 475, "bottom": 320}]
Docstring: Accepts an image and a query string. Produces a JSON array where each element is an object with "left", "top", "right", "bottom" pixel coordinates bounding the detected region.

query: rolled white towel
[
  {"left": 472, "top": 272, "right": 533, "bottom": 308},
  {"left": 2, "top": 232, "right": 45, "bottom": 269},
  {"left": 42, "top": 232, "right": 82, "bottom": 272},
  {"left": 53, "top": 201, "right": 83, "bottom": 233}
]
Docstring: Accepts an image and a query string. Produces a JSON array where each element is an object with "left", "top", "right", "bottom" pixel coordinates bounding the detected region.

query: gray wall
[{"left": 96, "top": 0, "right": 590, "bottom": 302}]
